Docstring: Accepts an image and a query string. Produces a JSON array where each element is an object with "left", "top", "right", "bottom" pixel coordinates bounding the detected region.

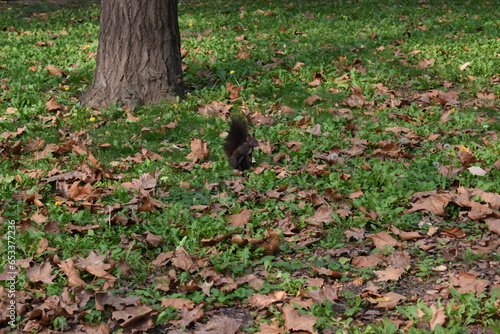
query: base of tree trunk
[{"left": 80, "top": 0, "right": 183, "bottom": 109}]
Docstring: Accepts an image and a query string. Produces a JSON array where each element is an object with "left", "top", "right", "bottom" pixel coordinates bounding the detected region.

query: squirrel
[{"left": 224, "top": 118, "right": 258, "bottom": 171}]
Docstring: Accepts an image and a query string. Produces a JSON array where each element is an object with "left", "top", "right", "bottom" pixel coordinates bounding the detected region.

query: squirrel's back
[
  {"left": 224, "top": 118, "right": 257, "bottom": 171},
  {"left": 224, "top": 118, "right": 249, "bottom": 156}
]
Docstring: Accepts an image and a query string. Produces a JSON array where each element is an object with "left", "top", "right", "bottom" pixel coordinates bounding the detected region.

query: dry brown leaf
[
  {"left": 81, "top": 323, "right": 110, "bottom": 334},
  {"left": 469, "top": 189, "right": 500, "bottom": 209},
  {"left": 389, "top": 224, "right": 423, "bottom": 240},
  {"left": 312, "top": 266, "right": 341, "bottom": 278},
  {"left": 305, "top": 124, "right": 322, "bottom": 136},
  {"left": 459, "top": 61, "right": 471, "bottom": 71},
  {"left": 196, "top": 315, "right": 242, "bottom": 334},
  {"left": 175, "top": 304, "right": 204, "bottom": 328},
  {"left": 417, "top": 58, "right": 435, "bottom": 69},
  {"left": 228, "top": 209, "right": 252, "bottom": 228},
  {"left": 248, "top": 293, "right": 279, "bottom": 310},
  {"left": 248, "top": 291, "right": 286, "bottom": 309},
  {"left": 256, "top": 321, "right": 285, "bottom": 334},
  {"left": 468, "top": 166, "right": 487, "bottom": 176},
  {"left": 367, "top": 231, "right": 401, "bottom": 249},
  {"left": 161, "top": 298, "right": 195, "bottom": 310},
  {"left": 200, "top": 280, "right": 214, "bottom": 296},
  {"left": 46, "top": 97, "right": 64, "bottom": 111},
  {"left": 374, "top": 291, "right": 406, "bottom": 309},
  {"left": 186, "top": 138, "right": 210, "bottom": 162},
  {"left": 429, "top": 304, "right": 447, "bottom": 330},
  {"left": 386, "top": 250, "right": 411, "bottom": 269},
  {"left": 282, "top": 304, "right": 318, "bottom": 334},
  {"left": 111, "top": 305, "right": 154, "bottom": 330},
  {"left": 351, "top": 254, "right": 385, "bottom": 268},
  {"left": 307, "top": 283, "right": 339, "bottom": 303},
  {"left": 438, "top": 109, "right": 454, "bottom": 124},
  {"left": 125, "top": 111, "right": 140, "bottom": 122},
  {"left": 131, "top": 231, "right": 163, "bottom": 248},
  {"left": 261, "top": 228, "right": 281, "bottom": 255},
  {"left": 198, "top": 101, "right": 232, "bottom": 117},
  {"left": 45, "top": 64, "right": 66, "bottom": 76},
  {"left": 449, "top": 270, "right": 490, "bottom": 297},
  {"left": 292, "top": 61, "right": 305, "bottom": 71},
  {"left": 374, "top": 267, "right": 405, "bottom": 282},
  {"left": 285, "top": 140, "right": 302, "bottom": 152},
  {"left": 348, "top": 189, "right": 364, "bottom": 199},
  {"left": 405, "top": 192, "right": 450, "bottom": 216},
  {"left": 35, "top": 237, "right": 49, "bottom": 255},
  {"left": 438, "top": 164, "right": 464, "bottom": 177},
  {"left": 95, "top": 292, "right": 140, "bottom": 311},
  {"left": 26, "top": 262, "right": 56, "bottom": 284},
  {"left": 171, "top": 248, "right": 197, "bottom": 272},
  {"left": 1, "top": 125, "right": 27, "bottom": 139},
  {"left": 226, "top": 82, "right": 242, "bottom": 101},
  {"left": 485, "top": 218, "right": 500, "bottom": 235},
  {"left": 304, "top": 94, "right": 323, "bottom": 105},
  {"left": 58, "top": 258, "right": 87, "bottom": 287},
  {"left": 31, "top": 212, "right": 48, "bottom": 224},
  {"left": 344, "top": 227, "right": 365, "bottom": 241},
  {"left": 344, "top": 87, "right": 366, "bottom": 108},
  {"left": 305, "top": 205, "right": 334, "bottom": 225},
  {"left": 76, "top": 250, "right": 116, "bottom": 281},
  {"left": 307, "top": 78, "right": 322, "bottom": 87}
]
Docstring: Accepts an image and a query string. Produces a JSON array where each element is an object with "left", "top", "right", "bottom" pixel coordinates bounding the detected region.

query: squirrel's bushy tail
[
  {"left": 224, "top": 118, "right": 257, "bottom": 171},
  {"left": 224, "top": 118, "right": 249, "bottom": 157}
]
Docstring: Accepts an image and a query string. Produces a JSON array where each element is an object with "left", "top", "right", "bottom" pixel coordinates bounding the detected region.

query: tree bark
[{"left": 80, "top": 0, "right": 184, "bottom": 109}]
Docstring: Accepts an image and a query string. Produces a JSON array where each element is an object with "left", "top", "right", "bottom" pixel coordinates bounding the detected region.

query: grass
[{"left": 0, "top": 0, "right": 499, "bottom": 333}]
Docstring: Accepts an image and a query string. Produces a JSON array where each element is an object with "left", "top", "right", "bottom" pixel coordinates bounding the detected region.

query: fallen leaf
[
  {"left": 485, "top": 218, "right": 500, "bottom": 235},
  {"left": 186, "top": 138, "right": 210, "bottom": 162},
  {"left": 417, "top": 58, "right": 435, "bottom": 69},
  {"left": 282, "top": 304, "right": 318, "bottom": 334},
  {"left": 374, "top": 292, "right": 406, "bottom": 309},
  {"left": 405, "top": 192, "right": 450, "bottom": 216},
  {"left": 45, "top": 65, "right": 66, "bottom": 76},
  {"left": 374, "top": 267, "right": 405, "bottom": 282},
  {"left": 161, "top": 298, "right": 195, "bottom": 310},
  {"left": 256, "top": 321, "right": 285, "bottom": 334},
  {"left": 228, "top": 209, "right": 252, "bottom": 228},
  {"left": 304, "top": 94, "right": 323, "bottom": 105},
  {"left": 95, "top": 292, "right": 140, "bottom": 311},
  {"left": 305, "top": 205, "right": 334, "bottom": 225},
  {"left": 248, "top": 293, "right": 280, "bottom": 310},
  {"left": 351, "top": 254, "right": 385, "bottom": 268},
  {"left": 58, "top": 258, "right": 87, "bottom": 287},
  {"left": 26, "top": 262, "right": 56, "bottom": 284},
  {"left": 112, "top": 305, "right": 154, "bottom": 330},
  {"left": 449, "top": 270, "right": 490, "bottom": 297},
  {"left": 367, "top": 231, "right": 401, "bottom": 249},
  {"left": 196, "top": 315, "right": 242, "bottom": 334},
  {"left": 348, "top": 189, "right": 363, "bottom": 199},
  {"left": 261, "top": 228, "right": 281, "bottom": 255},
  {"left": 429, "top": 304, "right": 447, "bottom": 330},
  {"left": 468, "top": 166, "right": 487, "bottom": 176},
  {"left": 459, "top": 61, "right": 471, "bottom": 71}
]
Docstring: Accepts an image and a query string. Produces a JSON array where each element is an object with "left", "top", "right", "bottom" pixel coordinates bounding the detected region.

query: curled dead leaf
[{"left": 186, "top": 138, "right": 210, "bottom": 162}]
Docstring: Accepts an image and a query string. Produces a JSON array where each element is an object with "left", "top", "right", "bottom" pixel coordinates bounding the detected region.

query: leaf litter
[{"left": 1, "top": 0, "right": 500, "bottom": 333}]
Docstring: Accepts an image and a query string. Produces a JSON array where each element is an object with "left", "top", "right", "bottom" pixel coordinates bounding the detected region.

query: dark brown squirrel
[{"left": 224, "top": 118, "right": 258, "bottom": 171}]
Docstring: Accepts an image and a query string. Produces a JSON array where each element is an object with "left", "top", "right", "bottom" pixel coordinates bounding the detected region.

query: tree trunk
[{"left": 80, "top": 0, "right": 184, "bottom": 109}]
